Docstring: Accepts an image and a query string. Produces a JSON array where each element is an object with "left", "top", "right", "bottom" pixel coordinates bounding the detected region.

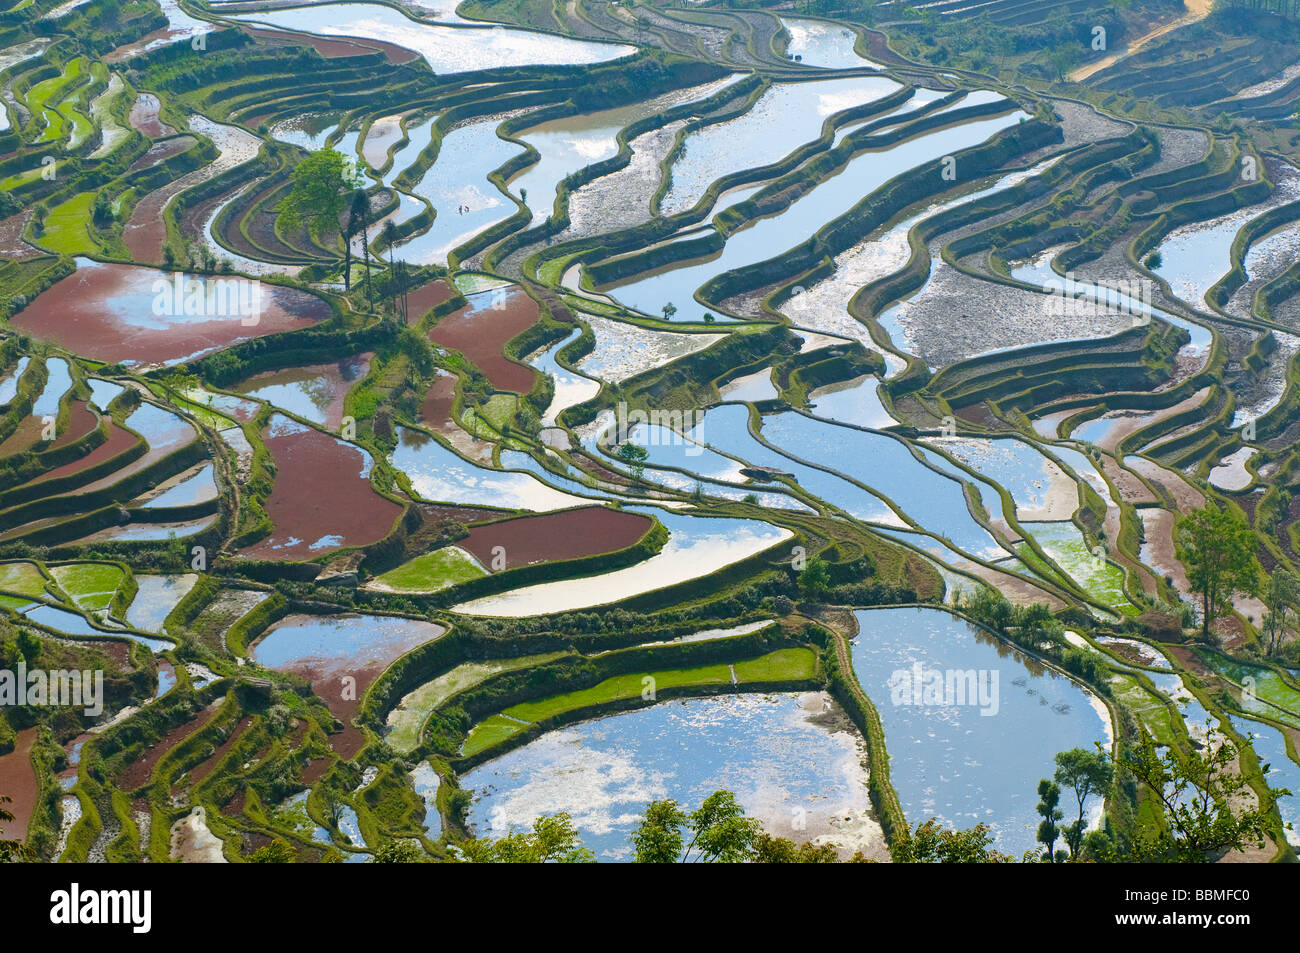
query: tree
[
  {"left": 382, "top": 219, "right": 397, "bottom": 315},
  {"left": 1046, "top": 42, "right": 1079, "bottom": 82},
  {"left": 893, "top": 818, "right": 1011, "bottom": 863},
  {"left": 615, "top": 441, "right": 649, "bottom": 479},
  {"left": 798, "top": 556, "right": 831, "bottom": 597},
  {"left": 750, "top": 832, "right": 838, "bottom": 863},
  {"left": 1035, "top": 779, "right": 1064, "bottom": 862},
  {"left": 1175, "top": 504, "right": 1262, "bottom": 639},
  {"left": 632, "top": 799, "right": 688, "bottom": 862},
  {"left": 454, "top": 812, "right": 594, "bottom": 863},
  {"left": 1122, "top": 727, "right": 1284, "bottom": 862},
  {"left": 1261, "top": 568, "right": 1299, "bottom": 656},
  {"left": 247, "top": 839, "right": 296, "bottom": 863},
  {"left": 683, "top": 790, "right": 761, "bottom": 862},
  {"left": 0, "top": 794, "right": 33, "bottom": 862},
  {"left": 277, "top": 147, "right": 359, "bottom": 241},
  {"left": 347, "top": 190, "right": 374, "bottom": 306},
  {"left": 661, "top": 302, "right": 677, "bottom": 321},
  {"left": 161, "top": 367, "right": 199, "bottom": 407},
  {"left": 371, "top": 839, "right": 424, "bottom": 863},
  {"left": 1054, "top": 747, "right": 1113, "bottom": 860}
]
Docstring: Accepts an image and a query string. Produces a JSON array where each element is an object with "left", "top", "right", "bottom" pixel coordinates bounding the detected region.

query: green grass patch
[
  {"left": 1197, "top": 650, "right": 1300, "bottom": 718},
  {"left": 372, "top": 546, "right": 487, "bottom": 594},
  {"left": 460, "top": 713, "right": 531, "bottom": 757},
  {"left": 1111, "top": 672, "right": 1180, "bottom": 746},
  {"left": 38, "top": 193, "right": 100, "bottom": 255},
  {"left": 733, "top": 647, "right": 817, "bottom": 681},
  {"left": 460, "top": 648, "right": 818, "bottom": 756},
  {"left": 1020, "top": 521, "right": 1140, "bottom": 615},
  {"left": 386, "top": 651, "right": 572, "bottom": 753},
  {"left": 0, "top": 560, "right": 49, "bottom": 599},
  {"left": 50, "top": 562, "right": 126, "bottom": 612}
]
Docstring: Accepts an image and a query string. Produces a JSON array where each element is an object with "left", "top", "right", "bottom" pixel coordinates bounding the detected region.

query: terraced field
[{"left": 1, "top": 0, "right": 1298, "bottom": 870}]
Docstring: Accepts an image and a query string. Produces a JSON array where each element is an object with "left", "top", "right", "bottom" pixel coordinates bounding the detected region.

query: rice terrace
[{"left": 1, "top": 0, "right": 1300, "bottom": 884}]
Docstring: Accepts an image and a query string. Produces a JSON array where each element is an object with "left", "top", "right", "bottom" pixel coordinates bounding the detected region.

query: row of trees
[{"left": 347, "top": 729, "right": 1283, "bottom": 863}]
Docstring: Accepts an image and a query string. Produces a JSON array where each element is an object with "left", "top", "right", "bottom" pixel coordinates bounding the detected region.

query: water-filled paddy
[
  {"left": 1152, "top": 160, "right": 1300, "bottom": 312},
  {"left": 240, "top": 415, "right": 403, "bottom": 561},
  {"left": 849, "top": 607, "right": 1111, "bottom": 855},
  {"left": 525, "top": 328, "right": 600, "bottom": 425},
  {"left": 235, "top": 353, "right": 372, "bottom": 431},
  {"left": 394, "top": 117, "right": 525, "bottom": 264},
  {"left": 14, "top": 259, "right": 330, "bottom": 367},
  {"left": 242, "top": 3, "right": 634, "bottom": 73},
  {"left": 24, "top": 603, "right": 172, "bottom": 651},
  {"left": 925, "top": 436, "right": 1078, "bottom": 522},
  {"left": 760, "top": 411, "right": 1004, "bottom": 557},
  {"left": 574, "top": 312, "right": 724, "bottom": 382},
  {"left": 779, "top": 18, "right": 879, "bottom": 69},
  {"left": 393, "top": 424, "right": 591, "bottom": 511},
  {"left": 252, "top": 611, "right": 446, "bottom": 755},
  {"left": 805, "top": 374, "right": 894, "bottom": 429},
  {"left": 411, "top": 761, "right": 443, "bottom": 840},
  {"left": 1226, "top": 715, "right": 1300, "bottom": 847},
  {"left": 452, "top": 507, "right": 791, "bottom": 616},
  {"left": 718, "top": 367, "right": 777, "bottom": 402},
  {"left": 610, "top": 110, "right": 1024, "bottom": 318},
  {"left": 463, "top": 691, "right": 882, "bottom": 860},
  {"left": 658, "top": 75, "right": 900, "bottom": 216},
  {"left": 125, "top": 574, "right": 197, "bottom": 633},
  {"left": 136, "top": 463, "right": 219, "bottom": 509}
]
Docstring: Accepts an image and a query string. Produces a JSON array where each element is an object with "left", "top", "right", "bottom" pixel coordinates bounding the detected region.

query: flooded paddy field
[
  {"left": 13, "top": 259, "right": 331, "bottom": 367},
  {"left": 850, "top": 608, "right": 1111, "bottom": 855},
  {"left": 463, "top": 691, "right": 884, "bottom": 860},
  {"left": 3, "top": 0, "right": 1299, "bottom": 869},
  {"left": 239, "top": 415, "right": 403, "bottom": 561}
]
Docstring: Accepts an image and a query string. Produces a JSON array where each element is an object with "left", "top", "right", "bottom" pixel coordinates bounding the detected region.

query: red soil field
[
  {"left": 427, "top": 286, "right": 538, "bottom": 393},
  {"left": 457, "top": 505, "right": 652, "bottom": 569},
  {"left": 418, "top": 369, "right": 455, "bottom": 426},
  {"left": 420, "top": 503, "right": 509, "bottom": 526},
  {"left": 249, "top": 613, "right": 444, "bottom": 759},
  {"left": 405, "top": 278, "right": 457, "bottom": 324},
  {"left": 220, "top": 789, "right": 245, "bottom": 817},
  {"left": 184, "top": 715, "right": 254, "bottom": 787},
  {"left": 300, "top": 755, "right": 333, "bottom": 785},
  {"left": 50, "top": 402, "right": 99, "bottom": 450},
  {"left": 118, "top": 702, "right": 222, "bottom": 791},
  {"left": 127, "top": 93, "right": 174, "bottom": 137},
  {"left": 238, "top": 24, "right": 418, "bottom": 63},
  {"left": 65, "top": 637, "right": 132, "bottom": 671},
  {"left": 29, "top": 419, "right": 138, "bottom": 486},
  {"left": 13, "top": 260, "right": 331, "bottom": 367},
  {"left": 0, "top": 728, "right": 38, "bottom": 841},
  {"left": 238, "top": 416, "right": 403, "bottom": 561},
  {"left": 126, "top": 135, "right": 196, "bottom": 174}
]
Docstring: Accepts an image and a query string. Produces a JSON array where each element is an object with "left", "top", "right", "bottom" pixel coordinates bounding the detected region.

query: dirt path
[{"left": 1070, "top": 0, "right": 1214, "bottom": 83}]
